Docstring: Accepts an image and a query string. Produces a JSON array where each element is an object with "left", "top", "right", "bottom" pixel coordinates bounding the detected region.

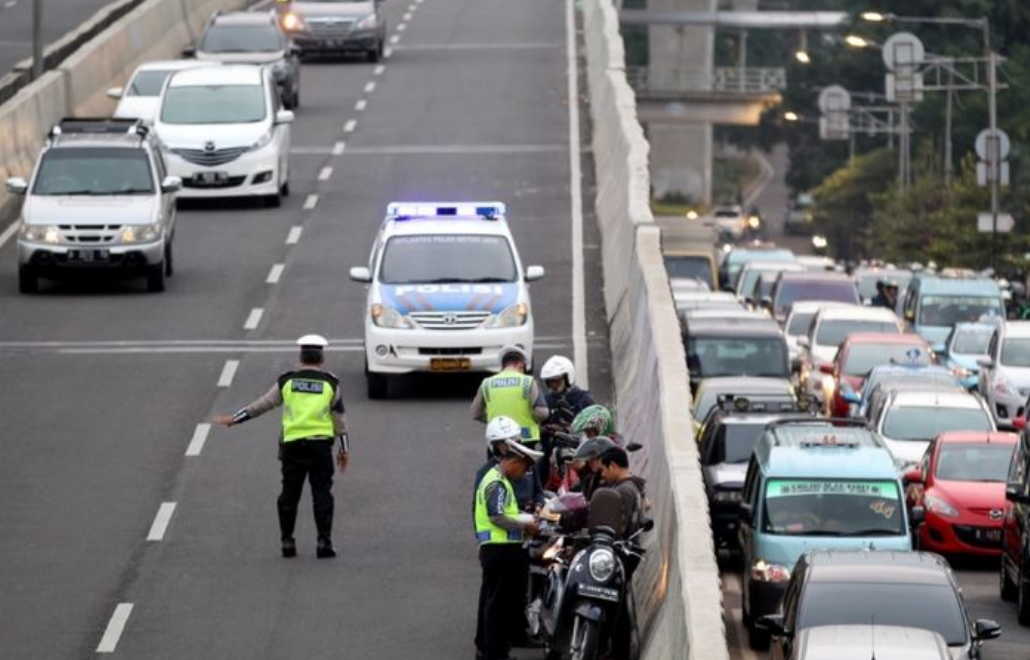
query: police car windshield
[
  {"left": 33, "top": 149, "right": 154, "bottom": 195},
  {"left": 843, "top": 343, "right": 930, "bottom": 376},
  {"left": 761, "top": 479, "right": 905, "bottom": 537},
  {"left": 936, "top": 443, "right": 1014, "bottom": 482},
  {"left": 918, "top": 295, "right": 1003, "bottom": 326},
  {"left": 883, "top": 406, "right": 993, "bottom": 441},
  {"left": 379, "top": 235, "right": 517, "bottom": 284}
]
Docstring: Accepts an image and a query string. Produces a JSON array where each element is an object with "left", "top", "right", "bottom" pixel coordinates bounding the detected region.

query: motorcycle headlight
[
  {"left": 119, "top": 224, "right": 161, "bottom": 244},
  {"left": 250, "top": 129, "right": 275, "bottom": 152},
  {"left": 588, "top": 548, "right": 616, "bottom": 583},
  {"left": 924, "top": 493, "right": 960, "bottom": 518},
  {"left": 371, "top": 304, "right": 415, "bottom": 329},
  {"left": 750, "top": 560, "right": 791, "bottom": 583},
  {"left": 356, "top": 13, "right": 376, "bottom": 29},
  {"left": 483, "top": 303, "right": 528, "bottom": 328},
  {"left": 20, "top": 223, "right": 61, "bottom": 244},
  {"left": 280, "top": 12, "right": 305, "bottom": 31}
]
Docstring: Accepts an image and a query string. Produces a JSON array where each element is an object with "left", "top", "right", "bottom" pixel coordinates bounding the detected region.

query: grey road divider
[
  {"left": 580, "top": 0, "right": 729, "bottom": 659},
  {"left": 0, "top": 0, "right": 248, "bottom": 224}
]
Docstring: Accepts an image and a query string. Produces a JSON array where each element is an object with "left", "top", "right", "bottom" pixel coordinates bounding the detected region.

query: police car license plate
[
  {"left": 68, "top": 249, "right": 109, "bottom": 263},
  {"left": 578, "top": 584, "right": 619, "bottom": 602},
  {"left": 430, "top": 357, "right": 471, "bottom": 372}
]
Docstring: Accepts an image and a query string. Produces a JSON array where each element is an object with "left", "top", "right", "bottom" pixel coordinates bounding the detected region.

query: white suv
[
  {"left": 978, "top": 321, "right": 1030, "bottom": 429},
  {"left": 153, "top": 64, "right": 292, "bottom": 206},
  {"left": 349, "top": 202, "right": 545, "bottom": 399}
]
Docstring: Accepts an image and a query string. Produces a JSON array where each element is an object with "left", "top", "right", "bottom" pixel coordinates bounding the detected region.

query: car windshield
[
  {"left": 918, "top": 294, "right": 1003, "bottom": 327},
  {"left": 127, "top": 70, "right": 172, "bottom": 97},
  {"left": 200, "top": 25, "right": 284, "bottom": 52},
  {"left": 664, "top": 256, "right": 713, "bottom": 289},
  {"left": 711, "top": 423, "right": 767, "bottom": 464},
  {"left": 1001, "top": 338, "right": 1030, "bottom": 367},
  {"left": 774, "top": 281, "right": 860, "bottom": 316},
  {"left": 883, "top": 406, "right": 992, "bottom": 441},
  {"left": 33, "top": 148, "right": 154, "bottom": 195},
  {"left": 799, "top": 583, "right": 968, "bottom": 646},
  {"left": 687, "top": 337, "right": 788, "bottom": 379},
  {"left": 379, "top": 234, "right": 517, "bottom": 284},
  {"left": 737, "top": 268, "right": 785, "bottom": 298},
  {"left": 936, "top": 443, "right": 1014, "bottom": 482},
  {"left": 843, "top": 343, "right": 931, "bottom": 377},
  {"left": 160, "top": 84, "right": 266, "bottom": 124},
  {"left": 787, "top": 312, "right": 815, "bottom": 337},
  {"left": 951, "top": 326, "right": 993, "bottom": 354},
  {"left": 815, "top": 320, "right": 897, "bottom": 347},
  {"left": 761, "top": 479, "right": 905, "bottom": 536}
]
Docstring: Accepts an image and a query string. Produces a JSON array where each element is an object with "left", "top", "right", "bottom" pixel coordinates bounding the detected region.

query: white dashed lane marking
[
  {"left": 384, "top": 47, "right": 393, "bottom": 58},
  {"left": 303, "top": 194, "right": 318, "bottom": 210},
  {"left": 185, "top": 423, "right": 211, "bottom": 456},
  {"left": 363, "top": 81, "right": 376, "bottom": 93},
  {"left": 146, "top": 502, "right": 177, "bottom": 541},
  {"left": 244, "top": 308, "right": 264, "bottom": 330},
  {"left": 266, "top": 263, "right": 285, "bottom": 284},
  {"left": 286, "top": 226, "right": 302, "bottom": 244},
  {"left": 355, "top": 99, "right": 367, "bottom": 111},
  {"left": 344, "top": 119, "right": 357, "bottom": 132},
  {"left": 333, "top": 141, "right": 346, "bottom": 155},
  {"left": 217, "top": 359, "right": 239, "bottom": 386},
  {"left": 397, "top": 23, "right": 407, "bottom": 32},
  {"left": 403, "top": 12, "right": 412, "bottom": 20},
  {"left": 389, "top": 34, "right": 400, "bottom": 45},
  {"left": 96, "top": 603, "right": 133, "bottom": 653},
  {"left": 374, "top": 64, "right": 386, "bottom": 75},
  {"left": 318, "top": 166, "right": 333, "bottom": 181}
]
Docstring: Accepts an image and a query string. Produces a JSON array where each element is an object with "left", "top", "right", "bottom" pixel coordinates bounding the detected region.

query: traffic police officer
[
  {"left": 474, "top": 438, "right": 543, "bottom": 660},
  {"left": 215, "top": 334, "right": 348, "bottom": 559},
  {"left": 470, "top": 345, "right": 549, "bottom": 445}
]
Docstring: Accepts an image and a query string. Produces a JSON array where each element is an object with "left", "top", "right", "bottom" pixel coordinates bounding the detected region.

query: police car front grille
[
  {"left": 409, "top": 311, "right": 490, "bottom": 330},
  {"left": 173, "top": 147, "right": 248, "bottom": 167},
  {"left": 57, "top": 224, "right": 121, "bottom": 244}
]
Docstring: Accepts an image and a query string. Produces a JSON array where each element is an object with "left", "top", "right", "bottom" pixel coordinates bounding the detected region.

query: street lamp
[
  {"left": 784, "top": 111, "right": 800, "bottom": 122},
  {"left": 795, "top": 30, "right": 811, "bottom": 64},
  {"left": 796, "top": 50, "right": 811, "bottom": 64},
  {"left": 845, "top": 34, "right": 874, "bottom": 49}
]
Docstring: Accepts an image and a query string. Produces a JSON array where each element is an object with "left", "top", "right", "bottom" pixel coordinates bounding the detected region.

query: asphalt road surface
[
  {"left": 0, "top": 0, "right": 612, "bottom": 658},
  {"left": 0, "top": 0, "right": 122, "bottom": 75}
]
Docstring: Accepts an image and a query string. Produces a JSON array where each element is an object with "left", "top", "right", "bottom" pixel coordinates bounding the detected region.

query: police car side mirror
[
  {"left": 525, "top": 265, "right": 545, "bottom": 282},
  {"left": 349, "top": 267, "right": 372, "bottom": 283},
  {"left": 161, "top": 176, "right": 183, "bottom": 193},
  {"left": 6, "top": 177, "right": 28, "bottom": 195},
  {"left": 275, "top": 110, "right": 295, "bottom": 125}
]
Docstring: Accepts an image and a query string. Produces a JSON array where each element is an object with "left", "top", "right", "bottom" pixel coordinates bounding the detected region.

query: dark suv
[{"left": 1001, "top": 428, "right": 1030, "bottom": 623}]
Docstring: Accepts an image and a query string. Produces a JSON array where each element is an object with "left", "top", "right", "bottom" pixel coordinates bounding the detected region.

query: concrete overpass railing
[{"left": 627, "top": 65, "right": 786, "bottom": 96}]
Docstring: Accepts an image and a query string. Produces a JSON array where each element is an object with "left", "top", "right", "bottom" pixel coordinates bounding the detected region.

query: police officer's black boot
[
  {"left": 281, "top": 537, "right": 297, "bottom": 558},
  {"left": 316, "top": 536, "right": 336, "bottom": 559}
]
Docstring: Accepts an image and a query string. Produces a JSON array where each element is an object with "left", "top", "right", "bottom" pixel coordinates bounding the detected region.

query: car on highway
[
  {"left": 782, "top": 193, "right": 814, "bottom": 236},
  {"left": 868, "top": 389, "right": 995, "bottom": 473},
  {"left": 734, "top": 261, "right": 804, "bottom": 307},
  {"left": 797, "top": 305, "right": 900, "bottom": 404},
  {"left": 719, "top": 245, "right": 795, "bottom": 291},
  {"left": 6, "top": 118, "right": 180, "bottom": 293},
  {"left": 978, "top": 321, "right": 1030, "bottom": 429},
  {"left": 903, "top": 431, "right": 1015, "bottom": 557},
  {"left": 691, "top": 376, "right": 796, "bottom": 430},
  {"left": 154, "top": 65, "right": 293, "bottom": 206},
  {"left": 107, "top": 59, "right": 215, "bottom": 122},
  {"left": 348, "top": 202, "right": 544, "bottom": 399},
  {"left": 852, "top": 266, "right": 913, "bottom": 306},
  {"left": 938, "top": 322, "right": 994, "bottom": 391},
  {"left": 1001, "top": 426, "right": 1030, "bottom": 622},
  {"left": 739, "top": 419, "right": 916, "bottom": 649},
  {"left": 854, "top": 364, "right": 961, "bottom": 419},
  {"left": 683, "top": 316, "right": 789, "bottom": 394},
  {"left": 711, "top": 204, "right": 747, "bottom": 241},
  {"left": 276, "top": 0, "right": 387, "bottom": 62},
  {"left": 794, "top": 255, "right": 836, "bottom": 272},
  {"left": 186, "top": 10, "right": 301, "bottom": 109},
  {"left": 782, "top": 301, "right": 834, "bottom": 373},
  {"left": 786, "top": 625, "right": 952, "bottom": 660},
  {"left": 768, "top": 271, "right": 861, "bottom": 324},
  {"left": 760, "top": 550, "right": 1002, "bottom": 660},
  {"left": 825, "top": 332, "right": 932, "bottom": 417},
  {"left": 901, "top": 272, "right": 1005, "bottom": 346}
]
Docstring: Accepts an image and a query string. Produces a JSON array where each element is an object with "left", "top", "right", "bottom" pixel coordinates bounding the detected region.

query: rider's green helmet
[{"left": 570, "top": 405, "right": 614, "bottom": 437}]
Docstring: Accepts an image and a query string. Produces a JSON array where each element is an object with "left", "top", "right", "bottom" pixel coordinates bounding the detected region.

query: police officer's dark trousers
[
  {"left": 278, "top": 439, "right": 334, "bottom": 541},
  {"left": 476, "top": 543, "right": 527, "bottom": 660}
]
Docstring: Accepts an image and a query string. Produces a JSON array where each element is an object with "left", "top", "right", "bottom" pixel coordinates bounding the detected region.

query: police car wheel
[
  {"left": 367, "top": 370, "right": 389, "bottom": 399},
  {"left": 146, "top": 264, "right": 165, "bottom": 293}
]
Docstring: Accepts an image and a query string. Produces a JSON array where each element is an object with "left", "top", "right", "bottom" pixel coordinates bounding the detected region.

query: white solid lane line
[
  {"left": 286, "top": 226, "right": 303, "bottom": 244},
  {"left": 96, "top": 603, "right": 133, "bottom": 653},
  {"left": 363, "top": 81, "right": 376, "bottom": 93},
  {"left": 244, "top": 308, "right": 263, "bottom": 330},
  {"left": 374, "top": 64, "right": 386, "bottom": 76},
  {"left": 565, "top": 0, "right": 588, "bottom": 389},
  {"left": 146, "top": 502, "right": 177, "bottom": 541},
  {"left": 303, "top": 194, "right": 318, "bottom": 210},
  {"left": 344, "top": 119, "right": 357, "bottom": 132},
  {"left": 318, "top": 166, "right": 333, "bottom": 181},
  {"left": 186, "top": 423, "right": 210, "bottom": 456},
  {"left": 333, "top": 141, "right": 346, "bottom": 155},
  {"left": 217, "top": 359, "right": 239, "bottom": 387},
  {"left": 355, "top": 99, "right": 367, "bottom": 111},
  {"left": 0, "top": 220, "right": 18, "bottom": 250},
  {"left": 266, "top": 263, "right": 284, "bottom": 284}
]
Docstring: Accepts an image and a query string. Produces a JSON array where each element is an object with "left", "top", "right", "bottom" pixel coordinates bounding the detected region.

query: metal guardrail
[{"left": 626, "top": 66, "right": 786, "bottom": 96}]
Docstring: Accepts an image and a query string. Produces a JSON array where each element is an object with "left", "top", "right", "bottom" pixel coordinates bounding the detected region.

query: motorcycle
[{"left": 532, "top": 488, "right": 652, "bottom": 660}]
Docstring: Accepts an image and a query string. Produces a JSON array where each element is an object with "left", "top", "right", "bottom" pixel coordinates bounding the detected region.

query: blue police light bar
[{"left": 386, "top": 201, "right": 507, "bottom": 220}]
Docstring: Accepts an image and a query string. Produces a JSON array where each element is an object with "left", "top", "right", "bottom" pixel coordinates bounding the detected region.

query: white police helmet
[
  {"left": 540, "top": 355, "right": 576, "bottom": 386},
  {"left": 296, "top": 334, "right": 329, "bottom": 348},
  {"left": 486, "top": 416, "right": 522, "bottom": 446}
]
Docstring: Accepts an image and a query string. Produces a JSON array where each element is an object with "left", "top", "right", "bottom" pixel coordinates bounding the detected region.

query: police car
[{"left": 349, "top": 202, "right": 545, "bottom": 398}]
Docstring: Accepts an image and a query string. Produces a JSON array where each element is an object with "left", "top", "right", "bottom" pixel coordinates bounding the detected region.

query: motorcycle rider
[
  {"left": 474, "top": 439, "right": 543, "bottom": 660},
  {"left": 871, "top": 277, "right": 899, "bottom": 310},
  {"left": 539, "top": 355, "right": 594, "bottom": 485}
]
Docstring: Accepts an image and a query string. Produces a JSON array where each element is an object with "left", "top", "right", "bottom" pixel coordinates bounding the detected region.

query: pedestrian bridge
[{"left": 627, "top": 66, "right": 784, "bottom": 125}]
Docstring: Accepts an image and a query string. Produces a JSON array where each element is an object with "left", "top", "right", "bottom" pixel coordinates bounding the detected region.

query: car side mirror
[
  {"left": 910, "top": 505, "right": 925, "bottom": 527},
  {"left": 974, "top": 619, "right": 1002, "bottom": 641},
  {"left": 275, "top": 110, "right": 295, "bottom": 125},
  {"left": 903, "top": 468, "right": 923, "bottom": 485},
  {"left": 1006, "top": 484, "right": 1030, "bottom": 504},
  {"left": 181, "top": 46, "right": 196, "bottom": 58},
  {"left": 977, "top": 356, "right": 994, "bottom": 369},
  {"left": 1015, "top": 416, "right": 1027, "bottom": 431},
  {"left": 525, "top": 265, "right": 545, "bottom": 282},
  {"left": 107, "top": 87, "right": 124, "bottom": 99},
  {"left": 756, "top": 614, "right": 788, "bottom": 637},
  {"left": 760, "top": 296, "right": 773, "bottom": 309},
  {"left": 738, "top": 502, "right": 753, "bottom": 525},
  {"left": 5, "top": 177, "right": 28, "bottom": 195},
  {"left": 160, "top": 176, "right": 182, "bottom": 193},
  {"left": 349, "top": 267, "right": 372, "bottom": 283}
]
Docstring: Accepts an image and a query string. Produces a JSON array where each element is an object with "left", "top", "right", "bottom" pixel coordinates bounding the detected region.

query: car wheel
[
  {"left": 281, "top": 180, "right": 290, "bottom": 198},
  {"left": 265, "top": 191, "right": 282, "bottom": 208},
  {"left": 18, "top": 265, "right": 38, "bottom": 294},
  {"left": 366, "top": 370, "right": 389, "bottom": 399},
  {"left": 1018, "top": 560, "right": 1030, "bottom": 625},
  {"left": 146, "top": 263, "right": 165, "bottom": 293},
  {"left": 164, "top": 243, "right": 174, "bottom": 277},
  {"left": 367, "top": 46, "right": 380, "bottom": 63},
  {"left": 1002, "top": 556, "right": 1018, "bottom": 602}
]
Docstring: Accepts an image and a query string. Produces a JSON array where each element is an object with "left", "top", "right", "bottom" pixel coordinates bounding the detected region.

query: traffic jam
[{"left": 667, "top": 227, "right": 1030, "bottom": 658}]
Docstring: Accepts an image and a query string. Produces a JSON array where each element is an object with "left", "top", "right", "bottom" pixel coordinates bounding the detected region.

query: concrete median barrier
[{"left": 581, "top": 0, "right": 729, "bottom": 659}]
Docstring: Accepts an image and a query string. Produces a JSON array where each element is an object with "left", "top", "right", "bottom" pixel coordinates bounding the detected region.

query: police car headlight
[
  {"left": 371, "top": 304, "right": 414, "bottom": 329},
  {"left": 483, "top": 303, "right": 528, "bottom": 328},
  {"left": 21, "top": 223, "right": 61, "bottom": 244},
  {"left": 119, "top": 223, "right": 161, "bottom": 244},
  {"left": 588, "top": 548, "right": 616, "bottom": 583}
]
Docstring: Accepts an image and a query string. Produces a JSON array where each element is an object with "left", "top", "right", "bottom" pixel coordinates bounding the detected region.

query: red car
[
  {"left": 904, "top": 431, "right": 1017, "bottom": 557},
  {"left": 826, "top": 332, "right": 933, "bottom": 417}
]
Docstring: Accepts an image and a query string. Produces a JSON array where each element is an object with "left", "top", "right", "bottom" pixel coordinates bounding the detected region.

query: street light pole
[
  {"left": 31, "top": 0, "right": 43, "bottom": 80},
  {"left": 989, "top": 50, "right": 999, "bottom": 272}
]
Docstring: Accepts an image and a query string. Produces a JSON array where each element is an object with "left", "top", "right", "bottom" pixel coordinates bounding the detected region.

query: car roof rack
[{"left": 49, "top": 117, "right": 149, "bottom": 141}]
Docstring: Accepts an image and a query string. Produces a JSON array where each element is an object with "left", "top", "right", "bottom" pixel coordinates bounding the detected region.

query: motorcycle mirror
[{"left": 641, "top": 519, "right": 655, "bottom": 532}]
